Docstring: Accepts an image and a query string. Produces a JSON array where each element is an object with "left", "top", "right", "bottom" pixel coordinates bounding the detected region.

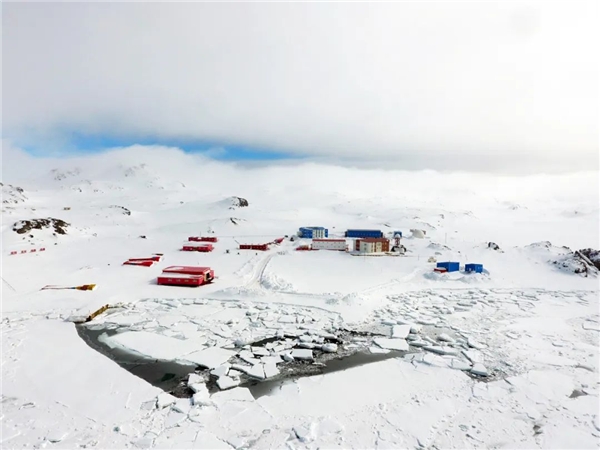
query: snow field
[{"left": 2, "top": 149, "right": 598, "bottom": 449}]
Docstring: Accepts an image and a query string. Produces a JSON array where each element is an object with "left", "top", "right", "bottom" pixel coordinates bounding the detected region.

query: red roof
[
  {"left": 358, "top": 238, "right": 389, "bottom": 243},
  {"left": 162, "top": 266, "right": 212, "bottom": 275}
]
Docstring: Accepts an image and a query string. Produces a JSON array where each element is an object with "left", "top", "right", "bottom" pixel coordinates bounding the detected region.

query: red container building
[
  {"left": 182, "top": 243, "right": 214, "bottom": 252},
  {"left": 239, "top": 244, "right": 269, "bottom": 251},
  {"left": 158, "top": 266, "right": 215, "bottom": 286}
]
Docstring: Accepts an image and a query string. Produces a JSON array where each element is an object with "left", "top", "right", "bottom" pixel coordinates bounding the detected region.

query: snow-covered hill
[{"left": 2, "top": 146, "right": 599, "bottom": 449}]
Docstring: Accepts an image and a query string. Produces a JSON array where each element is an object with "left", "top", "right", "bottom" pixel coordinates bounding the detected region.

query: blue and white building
[{"left": 298, "top": 227, "right": 328, "bottom": 239}]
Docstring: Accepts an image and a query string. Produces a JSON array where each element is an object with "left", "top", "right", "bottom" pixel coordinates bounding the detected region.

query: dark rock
[
  {"left": 2, "top": 183, "right": 27, "bottom": 205},
  {"left": 230, "top": 197, "right": 249, "bottom": 209},
  {"left": 552, "top": 249, "right": 599, "bottom": 277},
  {"left": 109, "top": 205, "right": 131, "bottom": 216},
  {"left": 488, "top": 242, "right": 500, "bottom": 251},
  {"left": 12, "top": 218, "right": 69, "bottom": 235},
  {"left": 578, "top": 249, "right": 600, "bottom": 270}
]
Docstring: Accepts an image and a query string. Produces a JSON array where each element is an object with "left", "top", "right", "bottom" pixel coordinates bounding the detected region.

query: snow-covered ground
[{"left": 2, "top": 146, "right": 599, "bottom": 449}]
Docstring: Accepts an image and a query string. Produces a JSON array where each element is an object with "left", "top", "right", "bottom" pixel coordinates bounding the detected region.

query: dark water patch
[
  {"left": 78, "top": 324, "right": 419, "bottom": 400},
  {"left": 337, "top": 328, "right": 388, "bottom": 338},
  {"left": 245, "top": 350, "right": 404, "bottom": 399},
  {"left": 76, "top": 325, "right": 197, "bottom": 396}
]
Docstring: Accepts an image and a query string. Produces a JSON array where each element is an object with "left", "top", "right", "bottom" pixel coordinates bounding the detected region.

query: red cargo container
[
  {"left": 274, "top": 237, "right": 285, "bottom": 244},
  {"left": 239, "top": 244, "right": 269, "bottom": 251},
  {"left": 189, "top": 236, "right": 218, "bottom": 243}
]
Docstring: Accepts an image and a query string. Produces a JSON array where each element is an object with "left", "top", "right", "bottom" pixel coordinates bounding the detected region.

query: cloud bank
[
  {"left": 3, "top": 1, "right": 598, "bottom": 172},
  {"left": 3, "top": 142, "right": 598, "bottom": 208}
]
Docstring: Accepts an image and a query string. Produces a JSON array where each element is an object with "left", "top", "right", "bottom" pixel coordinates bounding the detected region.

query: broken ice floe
[
  {"left": 374, "top": 338, "right": 409, "bottom": 351},
  {"left": 423, "top": 345, "right": 459, "bottom": 356},
  {"left": 470, "top": 363, "right": 489, "bottom": 377},
  {"left": 467, "top": 337, "right": 485, "bottom": 349},
  {"left": 210, "top": 364, "right": 231, "bottom": 378},
  {"left": 156, "top": 392, "right": 176, "bottom": 409},
  {"left": 391, "top": 325, "right": 411, "bottom": 339},
  {"left": 462, "top": 350, "right": 483, "bottom": 364},
  {"left": 217, "top": 376, "right": 240, "bottom": 390},
  {"left": 182, "top": 347, "right": 235, "bottom": 369},
  {"left": 321, "top": 343, "right": 338, "bottom": 353},
  {"left": 449, "top": 359, "right": 472, "bottom": 371},
  {"left": 436, "top": 333, "right": 455, "bottom": 343},
  {"left": 369, "top": 346, "right": 391, "bottom": 354},
  {"left": 291, "top": 349, "right": 314, "bottom": 361}
]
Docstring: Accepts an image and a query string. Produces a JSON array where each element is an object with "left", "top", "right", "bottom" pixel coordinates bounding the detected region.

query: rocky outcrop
[
  {"left": 1, "top": 183, "right": 27, "bottom": 205},
  {"left": 576, "top": 249, "right": 600, "bottom": 271},
  {"left": 552, "top": 248, "right": 599, "bottom": 277},
  {"left": 51, "top": 168, "right": 81, "bottom": 181},
  {"left": 488, "top": 242, "right": 501, "bottom": 251},
  {"left": 12, "top": 218, "right": 70, "bottom": 235},
  {"left": 230, "top": 197, "right": 249, "bottom": 209},
  {"left": 110, "top": 205, "right": 131, "bottom": 216}
]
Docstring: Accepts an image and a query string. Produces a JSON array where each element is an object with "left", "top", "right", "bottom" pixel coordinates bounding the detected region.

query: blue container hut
[
  {"left": 465, "top": 263, "right": 483, "bottom": 273},
  {"left": 436, "top": 261, "right": 460, "bottom": 272}
]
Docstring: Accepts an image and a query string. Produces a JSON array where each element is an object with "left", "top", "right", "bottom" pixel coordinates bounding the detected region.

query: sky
[{"left": 2, "top": 1, "right": 599, "bottom": 173}]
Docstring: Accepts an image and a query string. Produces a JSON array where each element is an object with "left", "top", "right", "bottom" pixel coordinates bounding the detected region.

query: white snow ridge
[{"left": 1, "top": 146, "right": 598, "bottom": 449}]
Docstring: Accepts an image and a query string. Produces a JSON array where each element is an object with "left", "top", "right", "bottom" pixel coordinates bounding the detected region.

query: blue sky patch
[{"left": 18, "top": 132, "right": 303, "bottom": 161}]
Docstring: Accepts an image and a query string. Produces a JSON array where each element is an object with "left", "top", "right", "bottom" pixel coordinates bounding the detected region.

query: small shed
[
  {"left": 465, "top": 263, "right": 483, "bottom": 273},
  {"left": 436, "top": 261, "right": 460, "bottom": 272}
]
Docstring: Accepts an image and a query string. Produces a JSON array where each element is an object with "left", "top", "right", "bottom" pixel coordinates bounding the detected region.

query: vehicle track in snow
[{"left": 244, "top": 253, "right": 275, "bottom": 290}]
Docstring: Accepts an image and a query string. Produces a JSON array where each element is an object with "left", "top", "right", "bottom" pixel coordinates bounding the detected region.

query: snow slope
[{"left": 2, "top": 146, "right": 599, "bottom": 449}]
